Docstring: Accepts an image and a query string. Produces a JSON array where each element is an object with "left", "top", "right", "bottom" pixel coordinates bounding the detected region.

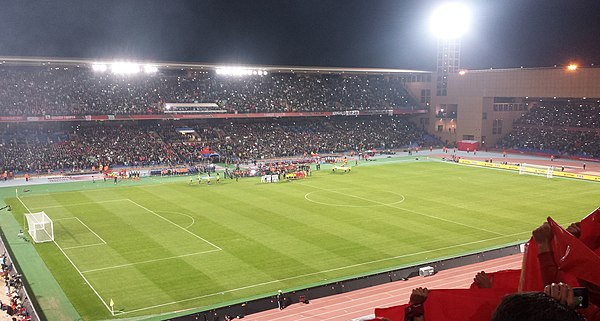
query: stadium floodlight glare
[
  {"left": 216, "top": 66, "right": 268, "bottom": 76},
  {"left": 92, "top": 63, "right": 108, "bottom": 72},
  {"left": 144, "top": 65, "right": 158, "bottom": 73},
  {"left": 567, "top": 64, "right": 578, "bottom": 71},
  {"left": 111, "top": 62, "right": 141, "bottom": 75},
  {"left": 430, "top": 2, "right": 471, "bottom": 39}
]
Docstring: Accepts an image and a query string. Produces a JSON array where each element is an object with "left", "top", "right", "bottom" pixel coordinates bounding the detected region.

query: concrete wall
[{"left": 428, "top": 67, "right": 600, "bottom": 147}]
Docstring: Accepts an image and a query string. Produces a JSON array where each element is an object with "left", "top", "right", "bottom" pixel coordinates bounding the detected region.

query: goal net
[
  {"left": 25, "top": 212, "right": 54, "bottom": 243},
  {"left": 519, "top": 163, "right": 554, "bottom": 179}
]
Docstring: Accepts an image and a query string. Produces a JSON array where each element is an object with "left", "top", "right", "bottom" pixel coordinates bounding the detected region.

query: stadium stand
[
  {"left": 0, "top": 116, "right": 426, "bottom": 174},
  {"left": 499, "top": 100, "right": 600, "bottom": 158},
  {"left": 0, "top": 66, "right": 417, "bottom": 116}
]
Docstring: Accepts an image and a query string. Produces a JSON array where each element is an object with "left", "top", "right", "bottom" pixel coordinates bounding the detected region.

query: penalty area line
[
  {"left": 126, "top": 199, "right": 222, "bottom": 251},
  {"left": 14, "top": 190, "right": 115, "bottom": 315},
  {"left": 81, "top": 248, "right": 221, "bottom": 273},
  {"left": 28, "top": 199, "right": 130, "bottom": 210}
]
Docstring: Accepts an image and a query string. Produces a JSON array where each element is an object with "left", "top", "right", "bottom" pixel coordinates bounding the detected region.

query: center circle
[{"left": 304, "top": 189, "right": 405, "bottom": 208}]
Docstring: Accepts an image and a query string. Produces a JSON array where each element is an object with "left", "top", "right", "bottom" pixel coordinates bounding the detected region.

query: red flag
[
  {"left": 374, "top": 304, "right": 407, "bottom": 321},
  {"left": 519, "top": 209, "right": 600, "bottom": 292},
  {"left": 469, "top": 269, "right": 521, "bottom": 291},
  {"left": 580, "top": 207, "right": 600, "bottom": 250},
  {"left": 547, "top": 216, "right": 600, "bottom": 286},
  {"left": 520, "top": 238, "right": 545, "bottom": 291},
  {"left": 423, "top": 288, "right": 513, "bottom": 321}
]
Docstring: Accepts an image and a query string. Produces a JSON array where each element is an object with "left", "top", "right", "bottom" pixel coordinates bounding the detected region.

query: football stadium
[{"left": 1, "top": 2, "right": 600, "bottom": 321}]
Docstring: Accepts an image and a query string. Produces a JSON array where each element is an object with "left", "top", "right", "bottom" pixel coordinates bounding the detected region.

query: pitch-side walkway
[{"left": 245, "top": 254, "right": 523, "bottom": 321}]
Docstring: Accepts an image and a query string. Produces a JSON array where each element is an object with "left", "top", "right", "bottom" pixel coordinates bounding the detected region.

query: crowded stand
[
  {"left": 513, "top": 101, "right": 600, "bottom": 128},
  {"left": 0, "top": 116, "right": 425, "bottom": 174},
  {"left": 499, "top": 100, "right": 600, "bottom": 158},
  {"left": 0, "top": 66, "right": 416, "bottom": 116}
]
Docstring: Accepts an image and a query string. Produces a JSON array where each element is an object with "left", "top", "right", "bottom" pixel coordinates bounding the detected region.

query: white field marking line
[
  {"left": 15, "top": 190, "right": 114, "bottom": 315},
  {"left": 62, "top": 243, "right": 106, "bottom": 250},
  {"left": 304, "top": 190, "right": 405, "bottom": 208},
  {"left": 54, "top": 217, "right": 108, "bottom": 250},
  {"left": 126, "top": 199, "right": 222, "bottom": 251},
  {"left": 28, "top": 199, "right": 129, "bottom": 210},
  {"left": 298, "top": 182, "right": 505, "bottom": 237},
  {"left": 117, "top": 230, "right": 529, "bottom": 315},
  {"left": 72, "top": 217, "right": 107, "bottom": 244},
  {"left": 155, "top": 211, "right": 196, "bottom": 229},
  {"left": 81, "top": 248, "right": 221, "bottom": 273}
]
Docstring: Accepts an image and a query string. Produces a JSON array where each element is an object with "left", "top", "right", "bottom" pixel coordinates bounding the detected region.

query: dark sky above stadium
[{"left": 1, "top": 0, "right": 600, "bottom": 71}]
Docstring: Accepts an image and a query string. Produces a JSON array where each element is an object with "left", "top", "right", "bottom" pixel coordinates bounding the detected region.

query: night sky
[{"left": 1, "top": 0, "right": 600, "bottom": 70}]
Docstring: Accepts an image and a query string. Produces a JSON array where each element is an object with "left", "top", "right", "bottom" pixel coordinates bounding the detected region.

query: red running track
[{"left": 244, "top": 254, "right": 523, "bottom": 321}]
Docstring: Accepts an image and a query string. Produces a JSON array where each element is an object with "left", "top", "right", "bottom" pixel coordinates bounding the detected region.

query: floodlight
[
  {"left": 458, "top": 70, "right": 467, "bottom": 75},
  {"left": 111, "top": 62, "right": 140, "bottom": 74},
  {"left": 430, "top": 2, "right": 470, "bottom": 39},
  {"left": 92, "top": 64, "right": 108, "bottom": 72},
  {"left": 144, "top": 65, "right": 158, "bottom": 73},
  {"left": 567, "top": 64, "right": 577, "bottom": 71}
]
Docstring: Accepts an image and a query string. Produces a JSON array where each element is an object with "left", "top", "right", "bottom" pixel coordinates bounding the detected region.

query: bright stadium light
[
  {"left": 430, "top": 2, "right": 471, "bottom": 39},
  {"left": 92, "top": 63, "right": 108, "bottom": 72},
  {"left": 144, "top": 64, "right": 158, "bottom": 73},
  {"left": 216, "top": 66, "right": 267, "bottom": 76},
  {"left": 111, "top": 62, "right": 140, "bottom": 75},
  {"left": 567, "top": 64, "right": 578, "bottom": 71}
]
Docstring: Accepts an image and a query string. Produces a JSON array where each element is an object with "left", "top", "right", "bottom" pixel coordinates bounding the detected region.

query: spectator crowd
[
  {"left": 0, "top": 66, "right": 416, "bottom": 116},
  {"left": 500, "top": 100, "right": 600, "bottom": 158},
  {"left": 0, "top": 116, "right": 426, "bottom": 174}
]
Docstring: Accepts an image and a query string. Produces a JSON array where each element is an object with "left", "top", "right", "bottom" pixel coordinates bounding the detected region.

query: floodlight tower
[{"left": 430, "top": 2, "right": 470, "bottom": 96}]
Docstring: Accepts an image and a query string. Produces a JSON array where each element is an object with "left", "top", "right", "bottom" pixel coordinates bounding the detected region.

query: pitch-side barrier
[{"left": 458, "top": 159, "right": 600, "bottom": 182}]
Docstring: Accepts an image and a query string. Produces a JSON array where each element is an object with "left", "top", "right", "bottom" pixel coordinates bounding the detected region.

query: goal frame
[
  {"left": 519, "top": 163, "right": 554, "bottom": 179},
  {"left": 25, "top": 212, "right": 54, "bottom": 243}
]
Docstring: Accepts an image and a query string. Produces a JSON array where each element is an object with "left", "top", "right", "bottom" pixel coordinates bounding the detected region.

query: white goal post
[
  {"left": 519, "top": 163, "right": 554, "bottom": 179},
  {"left": 25, "top": 212, "right": 54, "bottom": 243}
]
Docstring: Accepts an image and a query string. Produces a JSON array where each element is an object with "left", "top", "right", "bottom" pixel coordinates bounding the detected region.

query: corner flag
[
  {"left": 110, "top": 299, "right": 115, "bottom": 315},
  {"left": 110, "top": 299, "right": 114, "bottom": 307}
]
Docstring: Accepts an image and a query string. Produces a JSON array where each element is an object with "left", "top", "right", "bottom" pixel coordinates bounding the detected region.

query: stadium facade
[{"left": 404, "top": 66, "right": 600, "bottom": 148}]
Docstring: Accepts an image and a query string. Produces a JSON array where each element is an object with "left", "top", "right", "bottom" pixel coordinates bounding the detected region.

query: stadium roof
[{"left": 0, "top": 56, "right": 432, "bottom": 75}]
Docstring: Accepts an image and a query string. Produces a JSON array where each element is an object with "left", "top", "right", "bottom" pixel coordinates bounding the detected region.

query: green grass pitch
[{"left": 5, "top": 158, "right": 600, "bottom": 320}]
